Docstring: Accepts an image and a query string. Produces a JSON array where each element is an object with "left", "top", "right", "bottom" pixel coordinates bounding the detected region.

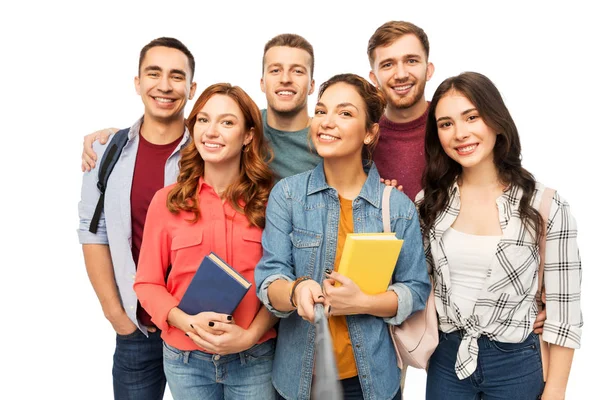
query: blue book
[{"left": 178, "top": 252, "right": 252, "bottom": 316}]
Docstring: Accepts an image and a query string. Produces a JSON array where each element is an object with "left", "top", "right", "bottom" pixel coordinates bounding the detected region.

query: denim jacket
[{"left": 255, "top": 161, "right": 430, "bottom": 400}]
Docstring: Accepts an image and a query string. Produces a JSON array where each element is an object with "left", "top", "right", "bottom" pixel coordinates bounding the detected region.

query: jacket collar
[{"left": 306, "top": 160, "right": 383, "bottom": 207}]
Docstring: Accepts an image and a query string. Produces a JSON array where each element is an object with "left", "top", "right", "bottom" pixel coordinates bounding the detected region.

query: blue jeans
[
  {"left": 426, "top": 331, "right": 545, "bottom": 400},
  {"left": 113, "top": 329, "right": 166, "bottom": 400},
  {"left": 163, "top": 339, "right": 276, "bottom": 400}
]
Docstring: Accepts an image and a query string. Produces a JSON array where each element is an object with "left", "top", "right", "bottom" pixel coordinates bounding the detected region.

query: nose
[
  {"left": 455, "top": 121, "right": 470, "bottom": 140},
  {"left": 281, "top": 69, "right": 292, "bottom": 83},
  {"left": 320, "top": 113, "right": 336, "bottom": 129},
  {"left": 203, "top": 122, "right": 219, "bottom": 138},
  {"left": 157, "top": 75, "right": 172, "bottom": 92},
  {"left": 393, "top": 64, "right": 409, "bottom": 81}
]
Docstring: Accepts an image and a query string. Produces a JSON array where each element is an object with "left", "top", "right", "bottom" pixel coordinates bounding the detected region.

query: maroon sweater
[{"left": 373, "top": 105, "right": 429, "bottom": 201}]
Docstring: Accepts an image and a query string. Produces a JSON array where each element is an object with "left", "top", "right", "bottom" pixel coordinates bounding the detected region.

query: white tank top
[{"left": 443, "top": 227, "right": 501, "bottom": 316}]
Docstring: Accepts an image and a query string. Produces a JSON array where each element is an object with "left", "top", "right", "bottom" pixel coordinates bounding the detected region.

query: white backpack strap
[{"left": 382, "top": 186, "right": 393, "bottom": 233}]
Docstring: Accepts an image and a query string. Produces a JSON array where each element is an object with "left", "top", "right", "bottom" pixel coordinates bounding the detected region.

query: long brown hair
[
  {"left": 419, "top": 72, "right": 543, "bottom": 240},
  {"left": 167, "top": 83, "right": 274, "bottom": 228}
]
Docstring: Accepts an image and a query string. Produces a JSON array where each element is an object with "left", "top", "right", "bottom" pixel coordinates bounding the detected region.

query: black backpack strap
[{"left": 89, "top": 129, "right": 130, "bottom": 233}]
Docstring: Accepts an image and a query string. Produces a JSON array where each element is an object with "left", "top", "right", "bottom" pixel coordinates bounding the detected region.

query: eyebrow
[
  {"left": 143, "top": 65, "right": 187, "bottom": 77},
  {"left": 436, "top": 108, "right": 478, "bottom": 122},
  {"left": 267, "top": 62, "right": 307, "bottom": 70},
  {"left": 197, "top": 111, "right": 239, "bottom": 120},
  {"left": 315, "top": 102, "right": 359, "bottom": 111}
]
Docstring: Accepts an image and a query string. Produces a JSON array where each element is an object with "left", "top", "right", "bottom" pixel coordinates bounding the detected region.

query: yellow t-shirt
[{"left": 327, "top": 196, "right": 358, "bottom": 379}]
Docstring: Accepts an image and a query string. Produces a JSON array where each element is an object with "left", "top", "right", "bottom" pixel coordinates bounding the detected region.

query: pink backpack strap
[
  {"left": 537, "top": 188, "right": 556, "bottom": 295},
  {"left": 382, "top": 186, "right": 393, "bottom": 233}
]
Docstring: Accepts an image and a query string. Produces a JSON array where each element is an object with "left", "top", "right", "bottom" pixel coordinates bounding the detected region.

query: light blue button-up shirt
[
  {"left": 255, "top": 161, "right": 430, "bottom": 400},
  {"left": 78, "top": 117, "right": 190, "bottom": 335}
]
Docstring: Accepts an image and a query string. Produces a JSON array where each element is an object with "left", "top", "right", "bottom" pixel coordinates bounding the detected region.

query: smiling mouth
[
  {"left": 203, "top": 142, "right": 224, "bottom": 148},
  {"left": 152, "top": 96, "right": 175, "bottom": 103},
  {"left": 318, "top": 133, "right": 339, "bottom": 141},
  {"left": 276, "top": 90, "right": 296, "bottom": 96},
  {"left": 456, "top": 144, "right": 477, "bottom": 154},
  {"left": 392, "top": 83, "right": 413, "bottom": 92}
]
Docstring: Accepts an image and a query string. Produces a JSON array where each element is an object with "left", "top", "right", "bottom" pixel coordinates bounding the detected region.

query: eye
[
  {"left": 172, "top": 75, "right": 185, "bottom": 81},
  {"left": 314, "top": 109, "right": 326, "bottom": 115},
  {"left": 340, "top": 111, "right": 352, "bottom": 117},
  {"left": 438, "top": 121, "right": 452, "bottom": 129},
  {"left": 148, "top": 72, "right": 159, "bottom": 77},
  {"left": 294, "top": 68, "right": 305, "bottom": 74},
  {"left": 381, "top": 62, "right": 392, "bottom": 69},
  {"left": 407, "top": 58, "right": 418, "bottom": 64},
  {"left": 222, "top": 120, "right": 234, "bottom": 126},
  {"left": 269, "top": 68, "right": 280, "bottom": 73},
  {"left": 467, "top": 114, "right": 479, "bottom": 121},
  {"left": 197, "top": 117, "right": 208, "bottom": 123}
]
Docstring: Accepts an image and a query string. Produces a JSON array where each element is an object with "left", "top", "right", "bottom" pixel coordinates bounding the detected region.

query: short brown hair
[
  {"left": 262, "top": 33, "right": 314, "bottom": 78},
  {"left": 139, "top": 37, "right": 195, "bottom": 80},
  {"left": 367, "top": 21, "right": 430, "bottom": 66}
]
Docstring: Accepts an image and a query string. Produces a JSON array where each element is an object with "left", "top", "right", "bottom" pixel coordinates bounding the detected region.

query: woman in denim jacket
[{"left": 255, "top": 73, "right": 431, "bottom": 400}]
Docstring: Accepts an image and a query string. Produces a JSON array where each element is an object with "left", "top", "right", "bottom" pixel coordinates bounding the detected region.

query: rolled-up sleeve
[
  {"left": 78, "top": 140, "right": 112, "bottom": 244},
  {"left": 542, "top": 193, "right": 583, "bottom": 348},
  {"left": 255, "top": 181, "right": 297, "bottom": 318},
  {"left": 384, "top": 198, "right": 430, "bottom": 326}
]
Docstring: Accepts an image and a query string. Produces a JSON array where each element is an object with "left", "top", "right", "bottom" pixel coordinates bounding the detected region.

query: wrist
[
  {"left": 103, "top": 305, "right": 127, "bottom": 323},
  {"left": 289, "top": 276, "right": 311, "bottom": 308}
]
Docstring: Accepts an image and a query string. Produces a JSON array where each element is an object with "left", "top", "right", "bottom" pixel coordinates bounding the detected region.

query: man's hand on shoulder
[
  {"left": 81, "top": 128, "right": 119, "bottom": 172},
  {"left": 380, "top": 177, "right": 404, "bottom": 192}
]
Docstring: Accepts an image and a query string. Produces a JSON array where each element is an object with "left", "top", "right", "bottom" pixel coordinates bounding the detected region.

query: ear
[
  {"left": 189, "top": 81, "right": 197, "bottom": 100},
  {"left": 134, "top": 76, "right": 141, "bottom": 95},
  {"left": 364, "top": 123, "right": 380, "bottom": 144},
  {"left": 369, "top": 70, "right": 380, "bottom": 89},
  {"left": 308, "top": 78, "right": 315, "bottom": 95},
  {"left": 426, "top": 62, "right": 435, "bottom": 82},
  {"left": 244, "top": 127, "right": 255, "bottom": 146},
  {"left": 260, "top": 77, "right": 266, "bottom": 94}
]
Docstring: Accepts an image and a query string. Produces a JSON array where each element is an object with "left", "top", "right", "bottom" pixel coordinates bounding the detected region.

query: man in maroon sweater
[{"left": 367, "top": 21, "right": 434, "bottom": 201}]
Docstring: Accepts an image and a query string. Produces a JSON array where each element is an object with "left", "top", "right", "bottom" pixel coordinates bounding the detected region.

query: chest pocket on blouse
[
  {"left": 171, "top": 232, "right": 204, "bottom": 268},
  {"left": 290, "top": 228, "right": 322, "bottom": 276},
  {"left": 487, "top": 242, "right": 538, "bottom": 296},
  {"left": 235, "top": 228, "right": 263, "bottom": 274}
]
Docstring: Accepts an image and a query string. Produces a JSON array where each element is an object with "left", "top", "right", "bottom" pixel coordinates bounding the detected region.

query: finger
[
  {"left": 99, "top": 128, "right": 118, "bottom": 144},
  {"left": 391, "top": 179, "right": 398, "bottom": 187},
  {"left": 379, "top": 178, "right": 385, "bottom": 183},
  {"left": 147, "top": 326, "right": 157, "bottom": 333},
  {"left": 384, "top": 179, "right": 392, "bottom": 186},
  {"left": 186, "top": 330, "right": 217, "bottom": 353},
  {"left": 210, "top": 321, "right": 233, "bottom": 332},
  {"left": 82, "top": 153, "right": 95, "bottom": 171},
  {"left": 326, "top": 270, "right": 351, "bottom": 286},
  {"left": 200, "top": 312, "right": 233, "bottom": 324},
  {"left": 397, "top": 185, "right": 404, "bottom": 192}
]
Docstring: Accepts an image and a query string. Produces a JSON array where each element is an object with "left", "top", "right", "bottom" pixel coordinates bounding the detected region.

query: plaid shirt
[{"left": 420, "top": 182, "right": 583, "bottom": 380}]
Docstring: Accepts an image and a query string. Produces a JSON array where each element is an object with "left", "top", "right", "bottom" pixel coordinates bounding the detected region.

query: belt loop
[
  {"left": 239, "top": 351, "right": 247, "bottom": 366},
  {"left": 183, "top": 351, "right": 190, "bottom": 364}
]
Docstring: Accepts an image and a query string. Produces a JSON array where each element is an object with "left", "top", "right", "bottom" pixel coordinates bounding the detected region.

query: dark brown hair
[
  {"left": 167, "top": 83, "right": 274, "bottom": 228},
  {"left": 317, "top": 73, "right": 386, "bottom": 162},
  {"left": 139, "top": 37, "right": 196, "bottom": 80},
  {"left": 419, "top": 72, "right": 543, "bottom": 240},
  {"left": 262, "top": 33, "right": 314, "bottom": 78},
  {"left": 367, "top": 21, "right": 430, "bottom": 66}
]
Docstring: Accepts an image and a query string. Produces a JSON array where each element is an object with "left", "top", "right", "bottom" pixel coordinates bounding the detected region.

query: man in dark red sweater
[{"left": 367, "top": 21, "right": 434, "bottom": 201}]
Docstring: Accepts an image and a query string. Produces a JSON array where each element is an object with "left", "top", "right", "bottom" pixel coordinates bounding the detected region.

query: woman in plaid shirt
[{"left": 418, "top": 72, "right": 582, "bottom": 400}]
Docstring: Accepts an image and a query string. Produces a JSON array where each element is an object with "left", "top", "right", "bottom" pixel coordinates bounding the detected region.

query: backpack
[{"left": 88, "top": 129, "right": 130, "bottom": 233}]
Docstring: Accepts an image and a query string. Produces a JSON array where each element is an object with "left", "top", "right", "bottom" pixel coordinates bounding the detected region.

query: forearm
[
  {"left": 245, "top": 306, "right": 279, "bottom": 344},
  {"left": 82, "top": 244, "right": 125, "bottom": 320},
  {"left": 543, "top": 344, "right": 574, "bottom": 398},
  {"left": 358, "top": 290, "right": 398, "bottom": 318},
  {"left": 267, "top": 279, "right": 295, "bottom": 312}
]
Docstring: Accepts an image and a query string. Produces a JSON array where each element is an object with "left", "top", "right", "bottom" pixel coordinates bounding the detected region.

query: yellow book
[{"left": 337, "top": 233, "right": 404, "bottom": 295}]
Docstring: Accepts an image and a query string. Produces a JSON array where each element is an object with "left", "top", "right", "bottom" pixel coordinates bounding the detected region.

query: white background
[{"left": 1, "top": 1, "right": 598, "bottom": 398}]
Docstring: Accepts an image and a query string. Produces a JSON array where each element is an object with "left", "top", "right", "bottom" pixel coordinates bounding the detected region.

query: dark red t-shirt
[
  {"left": 131, "top": 132, "right": 181, "bottom": 326},
  {"left": 373, "top": 106, "right": 429, "bottom": 202}
]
